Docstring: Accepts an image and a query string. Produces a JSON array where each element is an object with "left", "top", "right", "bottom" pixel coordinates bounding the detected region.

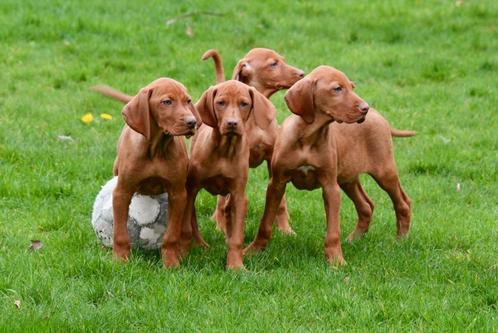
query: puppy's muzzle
[
  {"left": 359, "top": 102, "right": 370, "bottom": 115},
  {"left": 226, "top": 119, "right": 238, "bottom": 131},
  {"left": 356, "top": 102, "right": 369, "bottom": 123},
  {"left": 185, "top": 117, "right": 197, "bottom": 130}
]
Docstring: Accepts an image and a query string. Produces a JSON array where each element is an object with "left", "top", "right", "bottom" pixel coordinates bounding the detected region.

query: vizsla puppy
[
  {"left": 91, "top": 49, "right": 304, "bottom": 234},
  {"left": 203, "top": 49, "right": 414, "bottom": 238},
  {"left": 184, "top": 80, "right": 275, "bottom": 270},
  {"left": 245, "top": 66, "right": 411, "bottom": 264},
  {"left": 112, "top": 78, "right": 201, "bottom": 267},
  {"left": 202, "top": 48, "right": 304, "bottom": 235},
  {"left": 203, "top": 48, "right": 305, "bottom": 97},
  {"left": 93, "top": 49, "right": 414, "bottom": 239}
]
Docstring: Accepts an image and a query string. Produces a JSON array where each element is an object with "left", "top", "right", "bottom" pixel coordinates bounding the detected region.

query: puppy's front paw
[
  {"left": 226, "top": 249, "right": 245, "bottom": 271},
  {"left": 396, "top": 229, "right": 409, "bottom": 240},
  {"left": 327, "top": 255, "right": 347, "bottom": 267},
  {"left": 112, "top": 243, "right": 130, "bottom": 262},
  {"left": 325, "top": 247, "right": 346, "bottom": 267},
  {"left": 162, "top": 249, "right": 181, "bottom": 268}
]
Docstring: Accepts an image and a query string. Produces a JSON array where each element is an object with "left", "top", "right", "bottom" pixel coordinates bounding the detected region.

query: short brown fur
[
  {"left": 246, "top": 66, "right": 411, "bottom": 264},
  {"left": 112, "top": 78, "right": 200, "bottom": 268},
  {"left": 184, "top": 80, "right": 275, "bottom": 270}
]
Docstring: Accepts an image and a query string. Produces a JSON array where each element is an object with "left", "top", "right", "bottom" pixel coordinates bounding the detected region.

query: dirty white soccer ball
[{"left": 91, "top": 177, "right": 168, "bottom": 250}]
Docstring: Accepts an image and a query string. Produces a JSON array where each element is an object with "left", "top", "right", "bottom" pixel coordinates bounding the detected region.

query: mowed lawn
[{"left": 0, "top": 0, "right": 497, "bottom": 331}]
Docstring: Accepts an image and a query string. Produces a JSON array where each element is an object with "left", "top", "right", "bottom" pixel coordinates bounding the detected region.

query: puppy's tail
[
  {"left": 92, "top": 84, "right": 132, "bottom": 104},
  {"left": 390, "top": 127, "right": 417, "bottom": 138},
  {"left": 202, "top": 49, "right": 225, "bottom": 83}
]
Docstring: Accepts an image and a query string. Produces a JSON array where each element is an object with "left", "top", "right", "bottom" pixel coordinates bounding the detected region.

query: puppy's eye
[
  {"left": 332, "top": 86, "right": 343, "bottom": 93},
  {"left": 216, "top": 100, "right": 225, "bottom": 107},
  {"left": 270, "top": 61, "right": 278, "bottom": 68},
  {"left": 161, "top": 99, "right": 173, "bottom": 106},
  {"left": 240, "top": 101, "right": 249, "bottom": 108}
]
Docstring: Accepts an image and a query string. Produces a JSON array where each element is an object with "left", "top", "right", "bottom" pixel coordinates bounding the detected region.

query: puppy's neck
[
  {"left": 262, "top": 87, "right": 278, "bottom": 99},
  {"left": 243, "top": 79, "right": 276, "bottom": 99},
  {"left": 258, "top": 85, "right": 277, "bottom": 99},
  {"left": 148, "top": 132, "right": 173, "bottom": 159},
  {"left": 211, "top": 128, "right": 247, "bottom": 159},
  {"left": 295, "top": 112, "right": 334, "bottom": 144}
]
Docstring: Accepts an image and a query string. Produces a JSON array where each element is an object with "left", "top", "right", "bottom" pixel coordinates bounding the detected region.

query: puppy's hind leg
[
  {"left": 342, "top": 178, "right": 375, "bottom": 242},
  {"left": 371, "top": 169, "right": 411, "bottom": 239}
]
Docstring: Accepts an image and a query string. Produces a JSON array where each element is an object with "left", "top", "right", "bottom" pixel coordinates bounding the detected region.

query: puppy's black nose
[
  {"left": 359, "top": 102, "right": 369, "bottom": 114},
  {"left": 226, "top": 120, "right": 238, "bottom": 128},
  {"left": 186, "top": 118, "right": 197, "bottom": 129}
]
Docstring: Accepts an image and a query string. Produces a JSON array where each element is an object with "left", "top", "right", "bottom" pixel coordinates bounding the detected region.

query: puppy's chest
[
  {"left": 197, "top": 159, "right": 245, "bottom": 195},
  {"left": 137, "top": 177, "right": 169, "bottom": 195},
  {"left": 287, "top": 164, "right": 320, "bottom": 191},
  {"left": 202, "top": 175, "right": 234, "bottom": 196},
  {"left": 282, "top": 145, "right": 330, "bottom": 191}
]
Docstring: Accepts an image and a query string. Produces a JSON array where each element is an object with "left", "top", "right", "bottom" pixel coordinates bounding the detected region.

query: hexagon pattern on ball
[{"left": 91, "top": 177, "right": 168, "bottom": 250}]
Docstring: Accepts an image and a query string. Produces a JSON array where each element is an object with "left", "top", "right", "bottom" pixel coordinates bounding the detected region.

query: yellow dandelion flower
[
  {"left": 100, "top": 113, "right": 113, "bottom": 121},
  {"left": 81, "top": 113, "right": 94, "bottom": 124}
]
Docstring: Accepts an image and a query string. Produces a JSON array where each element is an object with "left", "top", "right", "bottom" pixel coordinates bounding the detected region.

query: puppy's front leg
[
  {"left": 182, "top": 187, "right": 208, "bottom": 252},
  {"left": 162, "top": 186, "right": 187, "bottom": 268},
  {"left": 212, "top": 195, "right": 228, "bottom": 234},
  {"left": 322, "top": 180, "right": 345, "bottom": 266},
  {"left": 112, "top": 183, "right": 133, "bottom": 261},
  {"left": 245, "top": 176, "right": 287, "bottom": 254},
  {"left": 226, "top": 191, "right": 247, "bottom": 270}
]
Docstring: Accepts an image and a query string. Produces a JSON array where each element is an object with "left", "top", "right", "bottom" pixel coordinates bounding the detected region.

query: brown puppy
[
  {"left": 93, "top": 49, "right": 414, "bottom": 238},
  {"left": 112, "top": 78, "right": 200, "bottom": 267},
  {"left": 204, "top": 49, "right": 414, "bottom": 239},
  {"left": 184, "top": 80, "right": 274, "bottom": 270},
  {"left": 203, "top": 48, "right": 305, "bottom": 97},
  {"left": 246, "top": 66, "right": 411, "bottom": 264},
  {"left": 203, "top": 48, "right": 304, "bottom": 235}
]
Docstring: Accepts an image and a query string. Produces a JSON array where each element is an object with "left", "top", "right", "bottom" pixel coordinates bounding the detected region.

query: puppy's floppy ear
[
  {"left": 195, "top": 87, "right": 218, "bottom": 128},
  {"left": 284, "top": 77, "right": 315, "bottom": 124},
  {"left": 232, "top": 60, "right": 252, "bottom": 83},
  {"left": 122, "top": 88, "right": 152, "bottom": 139},
  {"left": 249, "top": 87, "right": 276, "bottom": 129}
]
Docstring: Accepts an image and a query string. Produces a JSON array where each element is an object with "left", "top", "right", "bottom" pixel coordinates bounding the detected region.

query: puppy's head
[
  {"left": 122, "top": 78, "right": 201, "bottom": 139},
  {"left": 196, "top": 80, "right": 275, "bottom": 135},
  {"left": 284, "top": 66, "right": 369, "bottom": 124},
  {"left": 232, "top": 48, "right": 305, "bottom": 95}
]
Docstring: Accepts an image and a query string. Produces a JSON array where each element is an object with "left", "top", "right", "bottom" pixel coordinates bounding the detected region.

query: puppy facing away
[
  {"left": 245, "top": 66, "right": 411, "bottom": 265},
  {"left": 183, "top": 80, "right": 275, "bottom": 270},
  {"left": 112, "top": 78, "right": 201, "bottom": 268}
]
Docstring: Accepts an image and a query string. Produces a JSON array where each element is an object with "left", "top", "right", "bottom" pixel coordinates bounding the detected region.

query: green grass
[{"left": 1, "top": 0, "right": 497, "bottom": 331}]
